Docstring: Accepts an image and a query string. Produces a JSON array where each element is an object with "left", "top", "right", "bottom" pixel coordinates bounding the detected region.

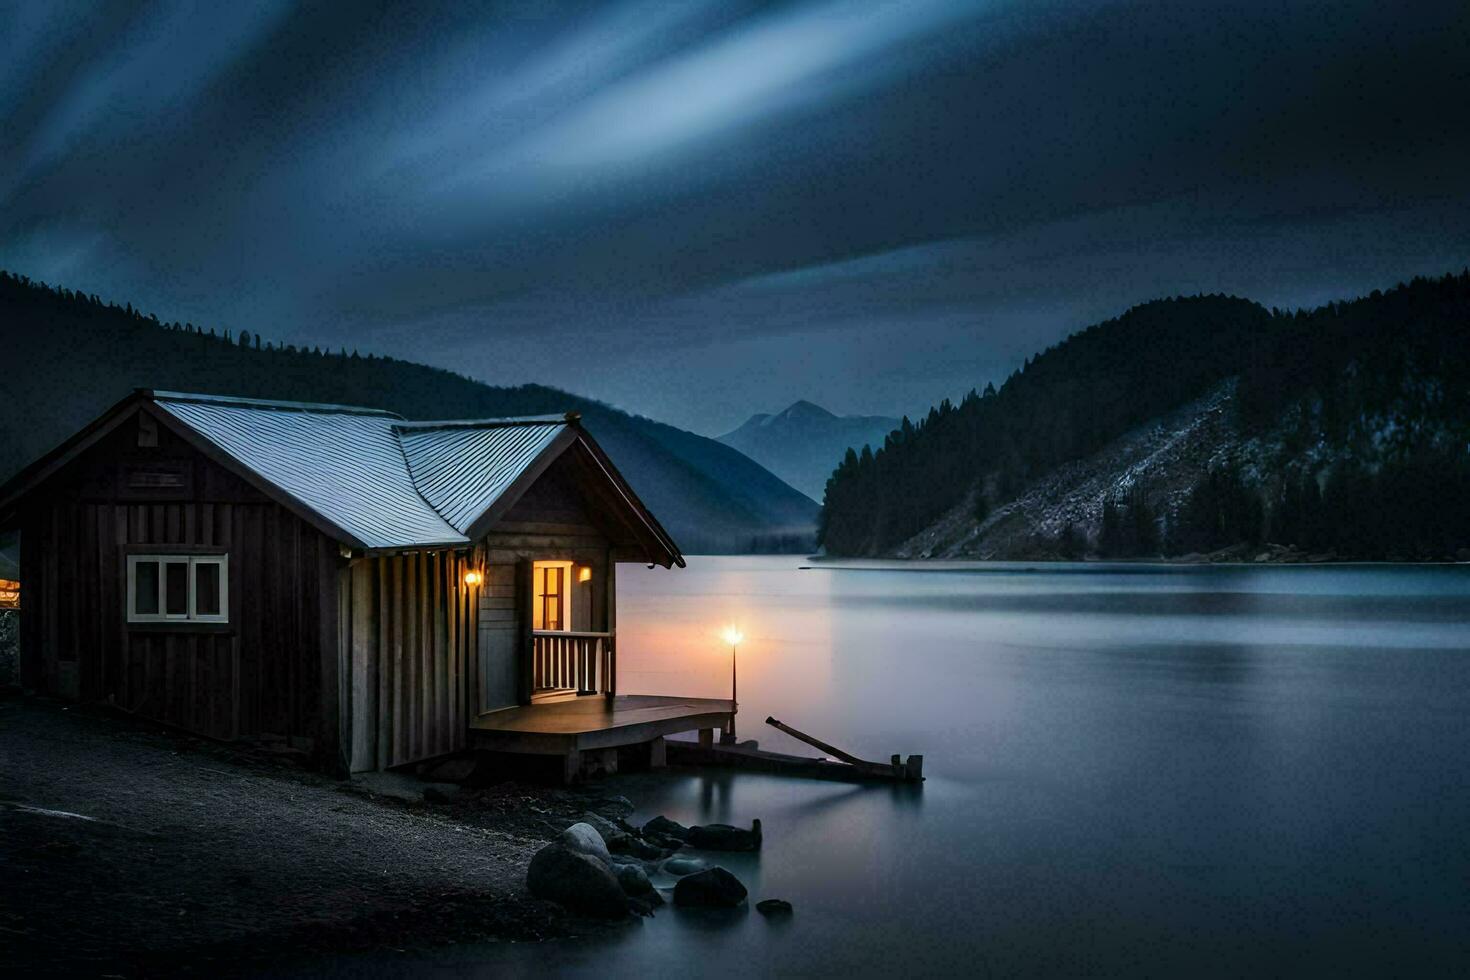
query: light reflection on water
[{"left": 315, "top": 558, "right": 1470, "bottom": 977}]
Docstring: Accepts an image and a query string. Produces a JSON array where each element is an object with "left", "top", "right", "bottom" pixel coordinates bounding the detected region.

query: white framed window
[{"left": 127, "top": 554, "right": 228, "bottom": 624}]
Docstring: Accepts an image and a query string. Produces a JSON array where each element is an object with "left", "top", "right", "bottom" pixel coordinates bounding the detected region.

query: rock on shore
[
  {"left": 673, "top": 867, "right": 748, "bottom": 908},
  {"left": 526, "top": 824, "right": 629, "bottom": 918}
]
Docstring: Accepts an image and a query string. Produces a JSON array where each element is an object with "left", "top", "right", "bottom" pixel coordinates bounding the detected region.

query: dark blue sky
[{"left": 4, "top": 1, "right": 1468, "bottom": 434}]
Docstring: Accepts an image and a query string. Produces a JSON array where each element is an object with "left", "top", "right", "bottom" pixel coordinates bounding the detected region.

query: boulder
[
  {"left": 526, "top": 841, "right": 627, "bottom": 918},
  {"left": 643, "top": 815, "right": 690, "bottom": 841},
  {"left": 577, "top": 811, "right": 631, "bottom": 849},
  {"left": 662, "top": 855, "right": 707, "bottom": 876},
  {"left": 558, "top": 822, "right": 612, "bottom": 864},
  {"left": 686, "top": 819, "right": 762, "bottom": 852},
  {"left": 615, "top": 863, "right": 656, "bottom": 897},
  {"left": 756, "top": 899, "right": 793, "bottom": 916},
  {"left": 673, "top": 867, "right": 748, "bottom": 908},
  {"left": 612, "top": 835, "right": 668, "bottom": 861}
]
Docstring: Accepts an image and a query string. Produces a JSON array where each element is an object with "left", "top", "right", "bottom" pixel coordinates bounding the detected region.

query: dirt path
[{"left": 0, "top": 693, "right": 619, "bottom": 976}]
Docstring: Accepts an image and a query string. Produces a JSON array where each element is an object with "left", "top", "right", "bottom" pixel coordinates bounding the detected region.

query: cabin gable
[{"left": 11, "top": 405, "right": 341, "bottom": 757}]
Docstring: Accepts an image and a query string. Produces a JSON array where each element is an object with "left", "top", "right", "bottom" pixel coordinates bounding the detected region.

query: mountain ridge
[
  {"left": 820, "top": 272, "right": 1470, "bottom": 561},
  {"left": 718, "top": 400, "right": 899, "bottom": 501},
  {"left": 0, "top": 271, "right": 818, "bottom": 554}
]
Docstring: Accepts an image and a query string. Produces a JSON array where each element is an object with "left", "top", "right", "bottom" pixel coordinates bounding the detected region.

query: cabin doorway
[{"left": 475, "top": 564, "right": 520, "bottom": 714}]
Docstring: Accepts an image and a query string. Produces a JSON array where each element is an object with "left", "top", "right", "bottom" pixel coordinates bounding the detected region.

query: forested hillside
[
  {"left": 820, "top": 273, "right": 1470, "bottom": 561},
  {"left": 0, "top": 272, "right": 817, "bottom": 554}
]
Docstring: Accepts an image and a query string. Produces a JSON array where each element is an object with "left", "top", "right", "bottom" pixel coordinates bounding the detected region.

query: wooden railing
[{"left": 532, "top": 630, "right": 614, "bottom": 696}]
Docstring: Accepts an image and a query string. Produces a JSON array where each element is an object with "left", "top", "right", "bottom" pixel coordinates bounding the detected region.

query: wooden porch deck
[{"left": 467, "top": 694, "right": 735, "bottom": 756}]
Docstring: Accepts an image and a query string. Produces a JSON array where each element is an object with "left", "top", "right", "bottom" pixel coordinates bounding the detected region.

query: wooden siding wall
[
  {"left": 341, "top": 550, "right": 473, "bottom": 772},
  {"left": 15, "top": 414, "right": 340, "bottom": 755}
]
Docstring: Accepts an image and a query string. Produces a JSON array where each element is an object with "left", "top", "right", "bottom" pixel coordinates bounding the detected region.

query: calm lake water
[{"left": 331, "top": 557, "right": 1470, "bottom": 977}]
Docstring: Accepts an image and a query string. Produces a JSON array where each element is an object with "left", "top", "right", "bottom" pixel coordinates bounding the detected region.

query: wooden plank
[
  {"left": 492, "top": 521, "right": 602, "bottom": 537},
  {"left": 665, "top": 741, "right": 920, "bottom": 783},
  {"left": 400, "top": 553, "right": 415, "bottom": 763},
  {"left": 417, "top": 550, "right": 430, "bottom": 761},
  {"left": 763, "top": 716, "right": 914, "bottom": 780},
  {"left": 479, "top": 607, "right": 517, "bottom": 623},
  {"left": 515, "top": 559, "right": 532, "bottom": 705},
  {"left": 482, "top": 537, "right": 608, "bottom": 552},
  {"left": 449, "top": 555, "right": 462, "bottom": 742},
  {"left": 428, "top": 552, "right": 441, "bottom": 757},
  {"left": 350, "top": 561, "right": 375, "bottom": 771},
  {"left": 605, "top": 560, "right": 617, "bottom": 697},
  {"left": 318, "top": 536, "right": 342, "bottom": 772},
  {"left": 391, "top": 555, "right": 405, "bottom": 767},
  {"left": 377, "top": 557, "right": 390, "bottom": 771}
]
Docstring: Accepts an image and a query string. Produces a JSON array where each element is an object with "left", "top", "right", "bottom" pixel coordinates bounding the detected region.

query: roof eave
[
  {"left": 0, "top": 389, "right": 148, "bottom": 528},
  {"left": 568, "top": 425, "right": 685, "bottom": 568}
]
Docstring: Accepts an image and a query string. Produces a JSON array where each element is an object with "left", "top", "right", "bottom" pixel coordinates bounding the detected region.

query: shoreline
[
  {"left": 0, "top": 693, "right": 634, "bottom": 977},
  {"left": 802, "top": 552, "right": 1470, "bottom": 568}
]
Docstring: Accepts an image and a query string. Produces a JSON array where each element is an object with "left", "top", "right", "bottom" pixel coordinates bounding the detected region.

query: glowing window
[{"left": 533, "top": 560, "right": 573, "bottom": 631}]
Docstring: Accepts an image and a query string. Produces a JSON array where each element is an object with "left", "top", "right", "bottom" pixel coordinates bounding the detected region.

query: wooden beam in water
[
  {"left": 765, "top": 716, "right": 924, "bottom": 782},
  {"left": 666, "top": 740, "right": 922, "bottom": 784}
]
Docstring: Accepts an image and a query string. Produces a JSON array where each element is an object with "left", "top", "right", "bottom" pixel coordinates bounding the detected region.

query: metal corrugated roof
[
  {"left": 156, "top": 394, "right": 469, "bottom": 550},
  {"left": 396, "top": 421, "right": 566, "bottom": 533},
  {"left": 2, "top": 390, "right": 679, "bottom": 564}
]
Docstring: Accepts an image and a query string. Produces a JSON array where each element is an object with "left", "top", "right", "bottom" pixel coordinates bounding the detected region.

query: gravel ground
[{"left": 0, "top": 692, "right": 627, "bottom": 977}]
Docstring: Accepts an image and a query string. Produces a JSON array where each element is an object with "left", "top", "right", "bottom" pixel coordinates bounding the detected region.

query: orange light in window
[
  {"left": 463, "top": 570, "right": 483, "bottom": 586},
  {"left": 578, "top": 566, "right": 592, "bottom": 583}
]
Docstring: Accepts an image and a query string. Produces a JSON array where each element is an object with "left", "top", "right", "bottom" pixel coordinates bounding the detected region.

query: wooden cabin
[{"left": 0, "top": 390, "right": 732, "bottom": 778}]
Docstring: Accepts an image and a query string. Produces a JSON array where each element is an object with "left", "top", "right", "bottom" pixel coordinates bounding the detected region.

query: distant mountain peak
[
  {"left": 774, "top": 399, "right": 838, "bottom": 423},
  {"left": 718, "top": 400, "right": 900, "bottom": 500}
]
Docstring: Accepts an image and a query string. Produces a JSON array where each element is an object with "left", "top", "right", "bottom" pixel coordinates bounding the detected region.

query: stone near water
[
  {"left": 613, "top": 835, "right": 667, "bottom": 860},
  {"left": 526, "top": 834, "right": 628, "bottom": 918},
  {"left": 558, "top": 821, "right": 612, "bottom": 864},
  {"left": 673, "top": 866, "right": 748, "bottom": 908},
  {"left": 615, "top": 863, "right": 656, "bottom": 897},
  {"left": 686, "top": 818, "right": 762, "bottom": 852},
  {"left": 667, "top": 852, "right": 711, "bottom": 875},
  {"left": 756, "top": 898, "right": 793, "bottom": 916},
  {"left": 643, "top": 815, "right": 690, "bottom": 841},
  {"left": 577, "top": 811, "right": 630, "bottom": 849}
]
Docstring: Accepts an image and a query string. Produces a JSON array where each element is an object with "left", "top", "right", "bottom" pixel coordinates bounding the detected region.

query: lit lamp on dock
[
  {"left": 463, "top": 569, "right": 482, "bottom": 587},
  {"left": 721, "top": 626, "right": 743, "bottom": 744}
]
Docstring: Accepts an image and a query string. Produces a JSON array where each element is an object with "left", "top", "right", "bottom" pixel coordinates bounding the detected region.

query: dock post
[
  {"left": 698, "top": 728, "right": 714, "bottom": 749},
  {"left": 649, "top": 736, "right": 666, "bottom": 769},
  {"left": 561, "top": 749, "right": 582, "bottom": 785}
]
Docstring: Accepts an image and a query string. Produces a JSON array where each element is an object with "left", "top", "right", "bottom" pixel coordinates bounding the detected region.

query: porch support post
[
  {"left": 649, "top": 736, "right": 666, "bottom": 769},
  {"left": 604, "top": 556, "right": 617, "bottom": 698},
  {"left": 562, "top": 749, "right": 581, "bottom": 785}
]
